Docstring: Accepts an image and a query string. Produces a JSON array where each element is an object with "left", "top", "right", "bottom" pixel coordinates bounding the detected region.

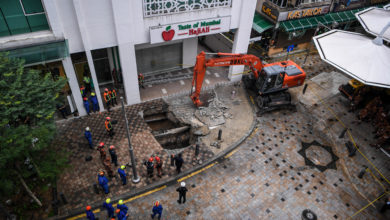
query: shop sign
[
  {"left": 279, "top": 6, "right": 330, "bottom": 21},
  {"left": 150, "top": 16, "right": 231, "bottom": 44},
  {"left": 261, "top": 2, "right": 279, "bottom": 21}
]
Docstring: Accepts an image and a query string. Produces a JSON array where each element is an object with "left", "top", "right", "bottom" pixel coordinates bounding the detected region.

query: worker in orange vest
[
  {"left": 104, "top": 88, "right": 111, "bottom": 112},
  {"left": 105, "top": 117, "right": 114, "bottom": 137},
  {"left": 111, "top": 88, "right": 117, "bottom": 106}
]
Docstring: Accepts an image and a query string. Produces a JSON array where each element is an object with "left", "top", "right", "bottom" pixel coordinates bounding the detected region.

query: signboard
[
  {"left": 261, "top": 2, "right": 279, "bottom": 21},
  {"left": 150, "top": 16, "right": 231, "bottom": 44},
  {"left": 261, "top": 2, "right": 330, "bottom": 22}
]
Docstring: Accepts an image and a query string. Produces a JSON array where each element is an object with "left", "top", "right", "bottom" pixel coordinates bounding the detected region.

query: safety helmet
[
  {"left": 105, "top": 198, "right": 111, "bottom": 204},
  {"left": 91, "top": 92, "right": 95, "bottom": 96},
  {"left": 85, "top": 127, "right": 90, "bottom": 131},
  {"left": 83, "top": 97, "right": 87, "bottom": 101},
  {"left": 99, "top": 171, "right": 104, "bottom": 176},
  {"left": 148, "top": 157, "right": 154, "bottom": 162},
  {"left": 118, "top": 200, "right": 124, "bottom": 205},
  {"left": 105, "top": 88, "right": 108, "bottom": 92},
  {"left": 109, "top": 145, "right": 115, "bottom": 150},
  {"left": 86, "top": 205, "right": 91, "bottom": 211},
  {"left": 111, "top": 218, "right": 116, "bottom": 220},
  {"left": 115, "top": 209, "right": 120, "bottom": 213},
  {"left": 99, "top": 142, "right": 104, "bottom": 147},
  {"left": 106, "top": 117, "right": 110, "bottom": 120},
  {"left": 155, "top": 156, "right": 160, "bottom": 162},
  {"left": 155, "top": 201, "right": 160, "bottom": 207},
  {"left": 181, "top": 182, "right": 186, "bottom": 187},
  {"left": 81, "top": 86, "right": 85, "bottom": 89},
  {"left": 121, "top": 165, "right": 126, "bottom": 169}
]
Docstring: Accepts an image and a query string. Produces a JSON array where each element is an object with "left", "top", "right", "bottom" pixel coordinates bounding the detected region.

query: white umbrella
[
  {"left": 355, "top": 7, "right": 390, "bottom": 43},
  {"left": 313, "top": 29, "right": 390, "bottom": 88}
]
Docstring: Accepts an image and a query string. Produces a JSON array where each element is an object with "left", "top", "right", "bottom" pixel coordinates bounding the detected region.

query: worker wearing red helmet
[
  {"left": 116, "top": 208, "right": 128, "bottom": 220},
  {"left": 83, "top": 96, "right": 90, "bottom": 115},
  {"left": 86, "top": 205, "right": 96, "bottom": 220},
  {"left": 98, "top": 171, "right": 109, "bottom": 194},
  {"left": 144, "top": 156, "right": 154, "bottom": 178},
  {"left": 151, "top": 200, "right": 163, "bottom": 220},
  {"left": 154, "top": 156, "right": 163, "bottom": 178},
  {"left": 105, "top": 117, "right": 115, "bottom": 137},
  {"left": 97, "top": 142, "right": 107, "bottom": 161},
  {"left": 104, "top": 88, "right": 111, "bottom": 112},
  {"left": 108, "top": 145, "right": 118, "bottom": 166}
]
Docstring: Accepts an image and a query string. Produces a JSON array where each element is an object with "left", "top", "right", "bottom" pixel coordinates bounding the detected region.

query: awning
[
  {"left": 280, "top": 7, "right": 379, "bottom": 32},
  {"left": 253, "top": 13, "right": 274, "bottom": 34},
  {"left": 4, "top": 40, "right": 69, "bottom": 65}
]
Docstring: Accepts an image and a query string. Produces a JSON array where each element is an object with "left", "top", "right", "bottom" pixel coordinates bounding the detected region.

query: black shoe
[
  {"left": 177, "top": 200, "right": 181, "bottom": 204},
  {"left": 151, "top": 214, "right": 154, "bottom": 219}
]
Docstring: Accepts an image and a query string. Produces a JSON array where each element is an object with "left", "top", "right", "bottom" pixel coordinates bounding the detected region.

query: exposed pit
[{"left": 144, "top": 110, "right": 192, "bottom": 150}]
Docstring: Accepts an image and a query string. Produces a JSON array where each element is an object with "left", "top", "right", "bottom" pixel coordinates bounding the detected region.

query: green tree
[{"left": 0, "top": 52, "right": 67, "bottom": 206}]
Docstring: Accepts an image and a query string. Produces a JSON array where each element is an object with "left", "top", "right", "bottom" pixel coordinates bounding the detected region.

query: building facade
[
  {"left": 254, "top": 0, "right": 389, "bottom": 56},
  {"left": 0, "top": 0, "right": 257, "bottom": 117}
]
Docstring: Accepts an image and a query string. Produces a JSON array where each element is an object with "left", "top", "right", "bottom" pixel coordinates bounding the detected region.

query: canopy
[
  {"left": 252, "top": 13, "right": 274, "bottom": 34},
  {"left": 356, "top": 7, "right": 390, "bottom": 43},
  {"left": 313, "top": 30, "right": 390, "bottom": 88}
]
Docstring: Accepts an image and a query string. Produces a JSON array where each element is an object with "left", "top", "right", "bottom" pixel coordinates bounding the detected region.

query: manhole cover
[
  {"left": 305, "top": 145, "right": 333, "bottom": 166},
  {"left": 302, "top": 209, "right": 317, "bottom": 220}
]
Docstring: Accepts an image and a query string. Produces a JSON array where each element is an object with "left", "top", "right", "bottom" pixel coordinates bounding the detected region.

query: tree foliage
[{"left": 0, "top": 52, "right": 68, "bottom": 197}]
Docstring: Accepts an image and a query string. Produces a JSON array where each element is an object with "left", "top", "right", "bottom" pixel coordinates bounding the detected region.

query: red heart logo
[{"left": 162, "top": 26, "right": 175, "bottom": 41}]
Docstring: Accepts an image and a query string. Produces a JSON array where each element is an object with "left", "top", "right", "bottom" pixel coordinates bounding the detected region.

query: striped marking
[
  {"left": 162, "top": 88, "right": 167, "bottom": 94},
  {"left": 206, "top": 70, "right": 211, "bottom": 75},
  {"left": 214, "top": 73, "right": 220, "bottom": 77},
  {"left": 180, "top": 80, "right": 185, "bottom": 85},
  {"left": 148, "top": 84, "right": 153, "bottom": 88},
  {"left": 205, "top": 79, "right": 210, "bottom": 84}
]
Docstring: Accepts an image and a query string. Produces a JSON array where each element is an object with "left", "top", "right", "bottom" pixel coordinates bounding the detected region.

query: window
[
  {"left": 0, "top": 0, "right": 49, "bottom": 37},
  {"left": 271, "top": 0, "right": 288, "bottom": 8}
]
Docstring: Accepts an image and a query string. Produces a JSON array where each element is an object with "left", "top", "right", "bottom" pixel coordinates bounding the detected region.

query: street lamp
[{"left": 120, "top": 97, "right": 140, "bottom": 183}]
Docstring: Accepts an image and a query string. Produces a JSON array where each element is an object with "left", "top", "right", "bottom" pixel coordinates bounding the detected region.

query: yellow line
[
  {"left": 66, "top": 209, "right": 100, "bottom": 220},
  {"left": 177, "top": 162, "right": 218, "bottom": 183},
  {"left": 366, "top": 168, "right": 387, "bottom": 190},
  {"left": 311, "top": 90, "right": 390, "bottom": 185},
  {"left": 123, "top": 185, "right": 167, "bottom": 203},
  {"left": 225, "top": 148, "right": 239, "bottom": 159},
  {"left": 347, "top": 191, "right": 389, "bottom": 219},
  {"left": 249, "top": 127, "right": 258, "bottom": 140}
]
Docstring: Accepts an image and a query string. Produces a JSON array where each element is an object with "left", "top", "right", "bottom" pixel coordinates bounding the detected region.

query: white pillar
[
  {"left": 62, "top": 57, "right": 86, "bottom": 116},
  {"left": 182, "top": 37, "right": 198, "bottom": 68},
  {"left": 85, "top": 50, "right": 105, "bottom": 111},
  {"left": 107, "top": 48, "right": 115, "bottom": 72},
  {"left": 42, "top": 0, "right": 63, "bottom": 38},
  {"left": 229, "top": 0, "right": 257, "bottom": 82},
  {"left": 72, "top": 0, "right": 104, "bottom": 112},
  {"left": 111, "top": 0, "right": 141, "bottom": 104},
  {"left": 118, "top": 43, "right": 140, "bottom": 105}
]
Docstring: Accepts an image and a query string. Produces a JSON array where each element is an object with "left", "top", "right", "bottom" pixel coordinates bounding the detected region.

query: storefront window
[{"left": 0, "top": 0, "right": 50, "bottom": 37}]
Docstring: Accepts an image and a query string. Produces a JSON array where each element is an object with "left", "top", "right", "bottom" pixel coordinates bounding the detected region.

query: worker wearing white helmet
[
  {"left": 84, "top": 127, "right": 93, "bottom": 149},
  {"left": 176, "top": 181, "right": 188, "bottom": 204}
]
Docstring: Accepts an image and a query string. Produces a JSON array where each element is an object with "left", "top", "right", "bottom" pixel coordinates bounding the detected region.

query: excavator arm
[{"left": 190, "top": 51, "right": 264, "bottom": 107}]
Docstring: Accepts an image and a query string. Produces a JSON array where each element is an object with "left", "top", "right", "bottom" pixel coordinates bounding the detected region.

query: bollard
[
  {"left": 218, "top": 129, "right": 222, "bottom": 141},
  {"left": 358, "top": 166, "right": 368, "bottom": 179},
  {"left": 195, "top": 144, "right": 200, "bottom": 156},
  {"left": 339, "top": 128, "right": 347, "bottom": 139},
  {"left": 345, "top": 141, "right": 357, "bottom": 157},
  {"left": 170, "top": 154, "right": 175, "bottom": 166},
  {"left": 302, "top": 84, "right": 308, "bottom": 94},
  {"left": 60, "top": 193, "right": 68, "bottom": 205}
]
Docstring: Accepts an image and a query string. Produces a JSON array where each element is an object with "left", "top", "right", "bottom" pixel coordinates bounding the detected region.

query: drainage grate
[
  {"left": 266, "top": 209, "right": 270, "bottom": 214},
  {"left": 265, "top": 183, "right": 269, "bottom": 187},
  {"left": 221, "top": 189, "right": 225, "bottom": 192}
]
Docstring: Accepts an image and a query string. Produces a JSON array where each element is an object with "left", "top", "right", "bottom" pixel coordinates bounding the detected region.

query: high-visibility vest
[
  {"left": 105, "top": 120, "right": 112, "bottom": 131},
  {"left": 111, "top": 89, "right": 117, "bottom": 98},
  {"left": 83, "top": 76, "right": 91, "bottom": 84},
  {"left": 104, "top": 92, "right": 111, "bottom": 102}
]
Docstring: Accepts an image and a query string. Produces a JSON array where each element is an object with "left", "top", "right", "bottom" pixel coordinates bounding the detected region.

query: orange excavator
[{"left": 190, "top": 51, "right": 306, "bottom": 112}]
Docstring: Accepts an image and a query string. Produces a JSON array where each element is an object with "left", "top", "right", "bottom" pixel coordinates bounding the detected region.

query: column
[
  {"left": 85, "top": 50, "right": 105, "bottom": 111},
  {"left": 111, "top": 0, "right": 140, "bottom": 104},
  {"left": 182, "top": 37, "right": 198, "bottom": 68},
  {"left": 118, "top": 43, "right": 140, "bottom": 105},
  {"left": 72, "top": 0, "right": 104, "bottom": 112},
  {"left": 62, "top": 56, "right": 86, "bottom": 116},
  {"left": 229, "top": 0, "right": 257, "bottom": 82},
  {"left": 42, "top": 0, "right": 63, "bottom": 37}
]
